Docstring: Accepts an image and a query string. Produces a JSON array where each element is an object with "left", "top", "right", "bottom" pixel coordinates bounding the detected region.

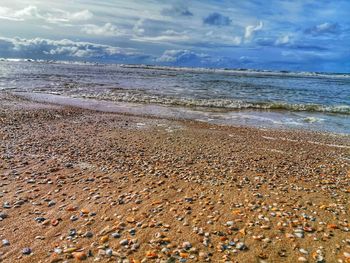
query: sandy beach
[{"left": 0, "top": 93, "right": 349, "bottom": 263}]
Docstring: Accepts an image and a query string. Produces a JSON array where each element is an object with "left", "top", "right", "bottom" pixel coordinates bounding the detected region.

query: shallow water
[{"left": 1, "top": 60, "right": 349, "bottom": 134}]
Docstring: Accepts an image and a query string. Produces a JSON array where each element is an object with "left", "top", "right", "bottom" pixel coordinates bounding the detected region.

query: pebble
[
  {"left": 236, "top": 242, "right": 247, "bottom": 250},
  {"left": 120, "top": 239, "right": 129, "bottom": 246},
  {"left": 105, "top": 248, "right": 113, "bottom": 257},
  {"left": 72, "top": 251, "right": 87, "bottom": 260},
  {"left": 111, "top": 232, "right": 121, "bottom": 239},
  {"left": 35, "top": 217, "right": 46, "bottom": 223},
  {"left": 48, "top": 200, "right": 56, "bottom": 207},
  {"left": 182, "top": 241, "right": 192, "bottom": 250},
  {"left": 294, "top": 229, "right": 304, "bottom": 238},
  {"left": 0, "top": 212, "right": 8, "bottom": 220},
  {"left": 22, "top": 248, "right": 32, "bottom": 255},
  {"left": 226, "top": 221, "right": 234, "bottom": 226},
  {"left": 84, "top": 231, "right": 93, "bottom": 238},
  {"left": 70, "top": 215, "right": 78, "bottom": 221},
  {"left": 54, "top": 248, "right": 63, "bottom": 254},
  {"left": 298, "top": 256, "right": 308, "bottom": 262},
  {"left": 2, "top": 239, "right": 10, "bottom": 246},
  {"left": 3, "top": 202, "right": 11, "bottom": 209},
  {"left": 299, "top": 248, "right": 308, "bottom": 255}
]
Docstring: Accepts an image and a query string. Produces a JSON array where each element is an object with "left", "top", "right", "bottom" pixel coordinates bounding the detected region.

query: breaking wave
[{"left": 80, "top": 92, "right": 350, "bottom": 115}]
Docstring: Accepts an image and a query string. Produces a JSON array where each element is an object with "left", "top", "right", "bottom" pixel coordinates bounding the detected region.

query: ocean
[{"left": 0, "top": 59, "right": 349, "bottom": 134}]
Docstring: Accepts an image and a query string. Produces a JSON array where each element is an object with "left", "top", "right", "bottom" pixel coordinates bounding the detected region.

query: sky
[{"left": 0, "top": 0, "right": 349, "bottom": 72}]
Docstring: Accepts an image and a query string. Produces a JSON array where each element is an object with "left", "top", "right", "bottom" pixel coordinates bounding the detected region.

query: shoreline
[
  {"left": 10, "top": 91, "right": 350, "bottom": 136},
  {"left": 0, "top": 93, "right": 350, "bottom": 262}
]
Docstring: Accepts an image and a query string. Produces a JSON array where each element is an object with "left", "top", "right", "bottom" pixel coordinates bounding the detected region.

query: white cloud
[
  {"left": 205, "top": 31, "right": 242, "bottom": 46},
  {"left": 133, "top": 19, "right": 145, "bottom": 35},
  {"left": 132, "top": 30, "right": 190, "bottom": 44},
  {"left": 0, "top": 5, "right": 93, "bottom": 23},
  {"left": 0, "top": 5, "right": 40, "bottom": 21},
  {"left": 82, "top": 23, "right": 122, "bottom": 36},
  {"left": 304, "top": 22, "right": 339, "bottom": 35},
  {"left": 156, "top": 49, "right": 207, "bottom": 63},
  {"left": 275, "top": 34, "right": 294, "bottom": 46},
  {"left": 0, "top": 36, "right": 138, "bottom": 59},
  {"left": 67, "top": 10, "right": 93, "bottom": 21},
  {"left": 244, "top": 21, "right": 263, "bottom": 40}
]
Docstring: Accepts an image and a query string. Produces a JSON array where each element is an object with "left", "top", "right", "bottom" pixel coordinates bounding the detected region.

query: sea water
[{"left": 0, "top": 60, "right": 349, "bottom": 134}]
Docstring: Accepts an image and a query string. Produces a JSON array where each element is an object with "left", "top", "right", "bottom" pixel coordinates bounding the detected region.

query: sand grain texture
[{"left": 0, "top": 94, "right": 349, "bottom": 263}]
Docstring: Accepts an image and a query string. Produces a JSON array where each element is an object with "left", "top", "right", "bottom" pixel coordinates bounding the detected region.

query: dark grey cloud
[
  {"left": 161, "top": 4, "right": 193, "bottom": 17},
  {"left": 203, "top": 12, "right": 231, "bottom": 26},
  {"left": 304, "top": 22, "right": 339, "bottom": 36}
]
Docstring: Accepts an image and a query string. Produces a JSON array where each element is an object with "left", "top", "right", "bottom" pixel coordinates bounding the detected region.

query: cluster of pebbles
[{"left": 0, "top": 94, "right": 349, "bottom": 262}]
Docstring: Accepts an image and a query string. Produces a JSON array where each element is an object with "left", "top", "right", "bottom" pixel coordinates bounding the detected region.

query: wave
[
  {"left": 2, "top": 58, "right": 349, "bottom": 79},
  {"left": 80, "top": 92, "right": 350, "bottom": 115}
]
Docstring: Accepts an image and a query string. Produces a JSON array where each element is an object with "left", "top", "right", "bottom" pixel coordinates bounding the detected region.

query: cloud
[
  {"left": 275, "top": 34, "right": 293, "bottom": 46},
  {"left": 0, "top": 36, "right": 146, "bottom": 61},
  {"left": 161, "top": 3, "right": 193, "bottom": 17},
  {"left": 304, "top": 22, "right": 339, "bottom": 35},
  {"left": 82, "top": 23, "right": 122, "bottom": 36},
  {"left": 66, "top": 10, "right": 93, "bottom": 21},
  {"left": 45, "top": 9, "right": 93, "bottom": 23},
  {"left": 156, "top": 49, "right": 207, "bottom": 64},
  {"left": 156, "top": 49, "right": 244, "bottom": 68},
  {"left": 0, "top": 5, "right": 40, "bottom": 21},
  {"left": 132, "top": 30, "right": 190, "bottom": 44},
  {"left": 205, "top": 31, "right": 242, "bottom": 46},
  {"left": 203, "top": 12, "right": 231, "bottom": 26},
  {"left": 133, "top": 19, "right": 145, "bottom": 35},
  {"left": 0, "top": 5, "right": 92, "bottom": 23},
  {"left": 244, "top": 21, "right": 263, "bottom": 40}
]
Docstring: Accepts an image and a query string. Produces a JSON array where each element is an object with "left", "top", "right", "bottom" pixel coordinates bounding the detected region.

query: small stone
[
  {"left": 70, "top": 215, "right": 78, "bottom": 221},
  {"left": 294, "top": 229, "right": 304, "bottom": 238},
  {"left": 48, "top": 200, "right": 56, "bottom": 207},
  {"left": 226, "top": 221, "right": 234, "bottom": 226},
  {"left": 80, "top": 208, "right": 89, "bottom": 214},
  {"left": 327, "top": 224, "right": 338, "bottom": 230},
  {"left": 72, "top": 252, "right": 87, "bottom": 261},
  {"left": 145, "top": 251, "right": 158, "bottom": 259},
  {"left": 22, "top": 247, "right": 32, "bottom": 255},
  {"left": 100, "top": 235, "right": 109, "bottom": 243},
  {"left": 111, "top": 232, "right": 121, "bottom": 239},
  {"left": 0, "top": 212, "right": 8, "bottom": 220},
  {"left": 199, "top": 251, "right": 208, "bottom": 259},
  {"left": 344, "top": 252, "right": 350, "bottom": 258},
  {"left": 35, "top": 217, "right": 46, "bottom": 223},
  {"left": 129, "top": 228, "right": 136, "bottom": 236},
  {"left": 299, "top": 248, "right": 308, "bottom": 255},
  {"left": 236, "top": 242, "right": 247, "bottom": 250},
  {"left": 2, "top": 239, "right": 10, "bottom": 246},
  {"left": 126, "top": 217, "right": 135, "bottom": 223},
  {"left": 120, "top": 239, "right": 129, "bottom": 246},
  {"left": 84, "top": 231, "right": 93, "bottom": 238},
  {"left": 182, "top": 241, "right": 192, "bottom": 250},
  {"left": 3, "top": 202, "right": 11, "bottom": 209},
  {"left": 68, "top": 229, "right": 77, "bottom": 237},
  {"left": 105, "top": 248, "right": 113, "bottom": 257},
  {"left": 51, "top": 219, "right": 59, "bottom": 226},
  {"left": 54, "top": 248, "right": 63, "bottom": 254},
  {"left": 298, "top": 256, "right": 308, "bottom": 262}
]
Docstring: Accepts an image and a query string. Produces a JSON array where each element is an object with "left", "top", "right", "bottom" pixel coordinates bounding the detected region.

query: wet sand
[{"left": 0, "top": 93, "right": 349, "bottom": 263}]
